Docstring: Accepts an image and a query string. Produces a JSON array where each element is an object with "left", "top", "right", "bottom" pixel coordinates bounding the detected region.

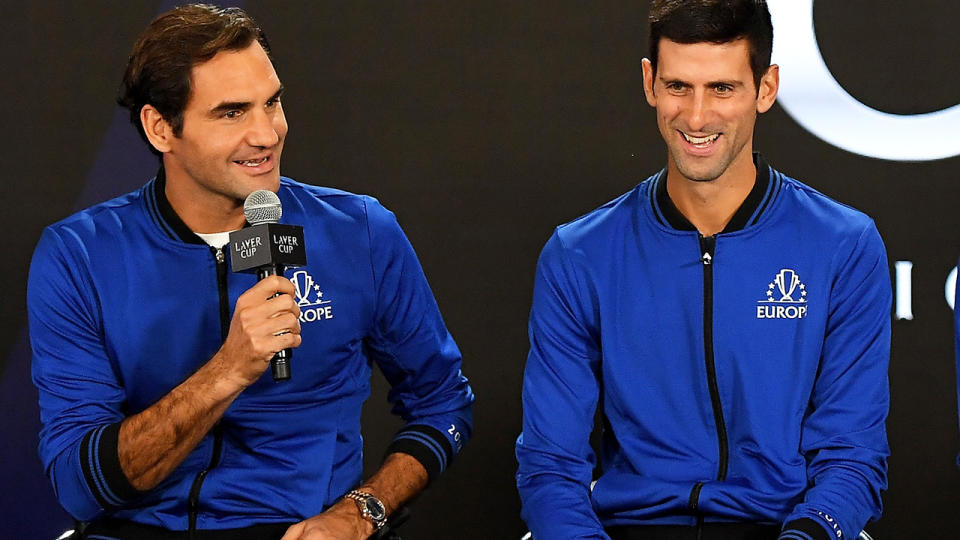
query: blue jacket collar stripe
[{"left": 652, "top": 152, "right": 777, "bottom": 233}]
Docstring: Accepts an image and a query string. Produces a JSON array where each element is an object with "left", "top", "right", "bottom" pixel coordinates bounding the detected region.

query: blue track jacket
[
  {"left": 29, "top": 173, "right": 474, "bottom": 530},
  {"left": 516, "top": 156, "right": 890, "bottom": 540}
]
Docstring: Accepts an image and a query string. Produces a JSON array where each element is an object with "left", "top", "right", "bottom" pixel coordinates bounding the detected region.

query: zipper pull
[
  {"left": 214, "top": 246, "right": 225, "bottom": 264},
  {"left": 699, "top": 235, "right": 716, "bottom": 265}
]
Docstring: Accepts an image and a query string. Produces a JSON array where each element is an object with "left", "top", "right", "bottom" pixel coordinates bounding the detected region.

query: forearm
[
  {"left": 119, "top": 276, "right": 302, "bottom": 490},
  {"left": 357, "top": 452, "right": 428, "bottom": 515},
  {"left": 284, "top": 452, "right": 429, "bottom": 540},
  {"left": 117, "top": 351, "right": 246, "bottom": 490}
]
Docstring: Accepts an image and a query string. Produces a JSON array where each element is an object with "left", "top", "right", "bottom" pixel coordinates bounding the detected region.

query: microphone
[{"left": 229, "top": 190, "right": 307, "bottom": 381}]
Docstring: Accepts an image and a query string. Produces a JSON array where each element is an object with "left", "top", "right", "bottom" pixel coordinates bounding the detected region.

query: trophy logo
[
  {"left": 758, "top": 268, "right": 808, "bottom": 319},
  {"left": 774, "top": 269, "right": 801, "bottom": 302},
  {"left": 290, "top": 270, "right": 335, "bottom": 323},
  {"left": 292, "top": 270, "right": 322, "bottom": 306}
]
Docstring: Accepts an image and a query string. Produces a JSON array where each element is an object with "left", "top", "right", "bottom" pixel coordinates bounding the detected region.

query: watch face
[{"left": 364, "top": 497, "right": 386, "bottom": 521}]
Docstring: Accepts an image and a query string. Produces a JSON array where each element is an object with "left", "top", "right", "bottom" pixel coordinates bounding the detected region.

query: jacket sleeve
[
  {"left": 361, "top": 197, "right": 475, "bottom": 483},
  {"left": 516, "top": 231, "right": 609, "bottom": 540},
  {"left": 28, "top": 227, "right": 142, "bottom": 521},
  {"left": 781, "top": 221, "right": 891, "bottom": 540}
]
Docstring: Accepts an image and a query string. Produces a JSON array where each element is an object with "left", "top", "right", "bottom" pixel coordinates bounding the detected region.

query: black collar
[
  {"left": 653, "top": 152, "right": 775, "bottom": 233},
  {"left": 150, "top": 167, "right": 207, "bottom": 245}
]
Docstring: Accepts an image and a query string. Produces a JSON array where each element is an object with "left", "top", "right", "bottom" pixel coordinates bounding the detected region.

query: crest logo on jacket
[
  {"left": 291, "top": 270, "right": 334, "bottom": 322},
  {"left": 757, "top": 269, "right": 808, "bottom": 319}
]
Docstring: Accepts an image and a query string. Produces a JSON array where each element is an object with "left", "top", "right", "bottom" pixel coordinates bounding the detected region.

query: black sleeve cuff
[
  {"left": 385, "top": 424, "right": 455, "bottom": 485},
  {"left": 779, "top": 518, "right": 833, "bottom": 540},
  {"left": 79, "top": 422, "right": 142, "bottom": 509}
]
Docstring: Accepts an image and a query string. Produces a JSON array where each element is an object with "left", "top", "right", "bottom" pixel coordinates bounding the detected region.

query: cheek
[
  {"left": 206, "top": 138, "right": 237, "bottom": 162},
  {"left": 657, "top": 113, "right": 671, "bottom": 132},
  {"left": 729, "top": 107, "right": 758, "bottom": 135},
  {"left": 186, "top": 127, "right": 235, "bottom": 157},
  {"left": 656, "top": 106, "right": 679, "bottom": 131},
  {"left": 722, "top": 100, "right": 757, "bottom": 125},
  {"left": 656, "top": 100, "right": 683, "bottom": 120}
]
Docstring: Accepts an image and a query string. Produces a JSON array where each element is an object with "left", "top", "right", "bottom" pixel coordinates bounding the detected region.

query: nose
[
  {"left": 686, "top": 91, "right": 709, "bottom": 132},
  {"left": 246, "top": 108, "right": 283, "bottom": 148}
]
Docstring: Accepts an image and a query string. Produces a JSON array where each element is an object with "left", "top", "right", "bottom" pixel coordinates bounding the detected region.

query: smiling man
[
  {"left": 516, "top": 2, "right": 891, "bottom": 539},
  {"left": 28, "top": 5, "right": 473, "bottom": 540}
]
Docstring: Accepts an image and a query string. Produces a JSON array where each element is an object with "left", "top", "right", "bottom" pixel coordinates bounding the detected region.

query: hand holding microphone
[{"left": 228, "top": 190, "right": 308, "bottom": 381}]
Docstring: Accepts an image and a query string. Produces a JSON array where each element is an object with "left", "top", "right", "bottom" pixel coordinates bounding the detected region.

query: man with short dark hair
[
  {"left": 515, "top": 1, "right": 890, "bottom": 539},
  {"left": 29, "top": 5, "right": 473, "bottom": 539}
]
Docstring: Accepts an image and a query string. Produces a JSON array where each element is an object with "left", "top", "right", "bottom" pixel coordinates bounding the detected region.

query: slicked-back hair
[
  {"left": 117, "top": 4, "right": 272, "bottom": 155},
  {"left": 648, "top": 0, "right": 773, "bottom": 92}
]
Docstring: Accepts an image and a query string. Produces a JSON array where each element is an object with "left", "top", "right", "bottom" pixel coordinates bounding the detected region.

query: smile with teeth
[
  {"left": 235, "top": 156, "right": 269, "bottom": 167},
  {"left": 680, "top": 131, "right": 720, "bottom": 146}
]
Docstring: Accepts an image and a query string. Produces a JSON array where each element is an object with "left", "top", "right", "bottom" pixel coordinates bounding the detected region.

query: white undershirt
[{"left": 194, "top": 231, "right": 234, "bottom": 248}]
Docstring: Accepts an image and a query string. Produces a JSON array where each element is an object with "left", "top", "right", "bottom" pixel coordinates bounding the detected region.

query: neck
[
  {"left": 163, "top": 164, "right": 246, "bottom": 235},
  {"left": 665, "top": 151, "right": 756, "bottom": 236}
]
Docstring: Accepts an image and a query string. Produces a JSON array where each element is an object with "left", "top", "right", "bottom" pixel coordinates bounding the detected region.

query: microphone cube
[{"left": 229, "top": 223, "right": 307, "bottom": 273}]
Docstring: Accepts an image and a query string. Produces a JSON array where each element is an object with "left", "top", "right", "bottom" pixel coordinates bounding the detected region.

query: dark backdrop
[{"left": 2, "top": 2, "right": 958, "bottom": 538}]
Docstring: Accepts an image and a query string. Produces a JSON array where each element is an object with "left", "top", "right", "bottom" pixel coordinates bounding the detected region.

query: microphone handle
[{"left": 257, "top": 264, "right": 292, "bottom": 381}]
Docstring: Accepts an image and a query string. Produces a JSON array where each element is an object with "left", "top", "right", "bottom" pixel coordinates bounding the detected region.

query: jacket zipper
[
  {"left": 188, "top": 246, "right": 230, "bottom": 537},
  {"left": 215, "top": 246, "right": 231, "bottom": 341},
  {"left": 688, "top": 235, "right": 729, "bottom": 513}
]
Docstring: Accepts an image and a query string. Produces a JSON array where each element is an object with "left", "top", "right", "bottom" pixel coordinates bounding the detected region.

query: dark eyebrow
[
  {"left": 659, "top": 77, "right": 744, "bottom": 90},
  {"left": 660, "top": 77, "right": 690, "bottom": 87},
  {"left": 208, "top": 85, "right": 285, "bottom": 117},
  {"left": 708, "top": 80, "right": 743, "bottom": 88}
]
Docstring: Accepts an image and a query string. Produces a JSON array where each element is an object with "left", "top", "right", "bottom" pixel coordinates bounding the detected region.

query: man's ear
[
  {"left": 140, "top": 105, "right": 174, "bottom": 153},
  {"left": 641, "top": 58, "right": 658, "bottom": 108},
  {"left": 756, "top": 64, "right": 779, "bottom": 114}
]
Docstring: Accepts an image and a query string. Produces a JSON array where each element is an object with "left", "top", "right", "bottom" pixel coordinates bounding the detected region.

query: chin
[
  {"left": 676, "top": 161, "right": 725, "bottom": 183},
  {"left": 253, "top": 173, "right": 282, "bottom": 192}
]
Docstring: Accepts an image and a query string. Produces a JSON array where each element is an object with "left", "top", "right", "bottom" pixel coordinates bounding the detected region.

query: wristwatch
[{"left": 345, "top": 490, "right": 387, "bottom": 530}]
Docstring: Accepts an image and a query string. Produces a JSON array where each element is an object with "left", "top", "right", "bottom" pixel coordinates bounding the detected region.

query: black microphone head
[{"left": 244, "top": 190, "right": 282, "bottom": 225}]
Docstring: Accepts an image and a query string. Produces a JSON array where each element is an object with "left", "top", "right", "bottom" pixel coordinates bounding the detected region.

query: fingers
[
  {"left": 220, "top": 276, "right": 304, "bottom": 384},
  {"left": 233, "top": 295, "right": 302, "bottom": 352},
  {"left": 280, "top": 521, "right": 305, "bottom": 540},
  {"left": 243, "top": 298, "right": 302, "bottom": 332},
  {"left": 235, "top": 278, "right": 302, "bottom": 331},
  {"left": 245, "top": 275, "right": 297, "bottom": 300},
  {"left": 246, "top": 312, "right": 302, "bottom": 353}
]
